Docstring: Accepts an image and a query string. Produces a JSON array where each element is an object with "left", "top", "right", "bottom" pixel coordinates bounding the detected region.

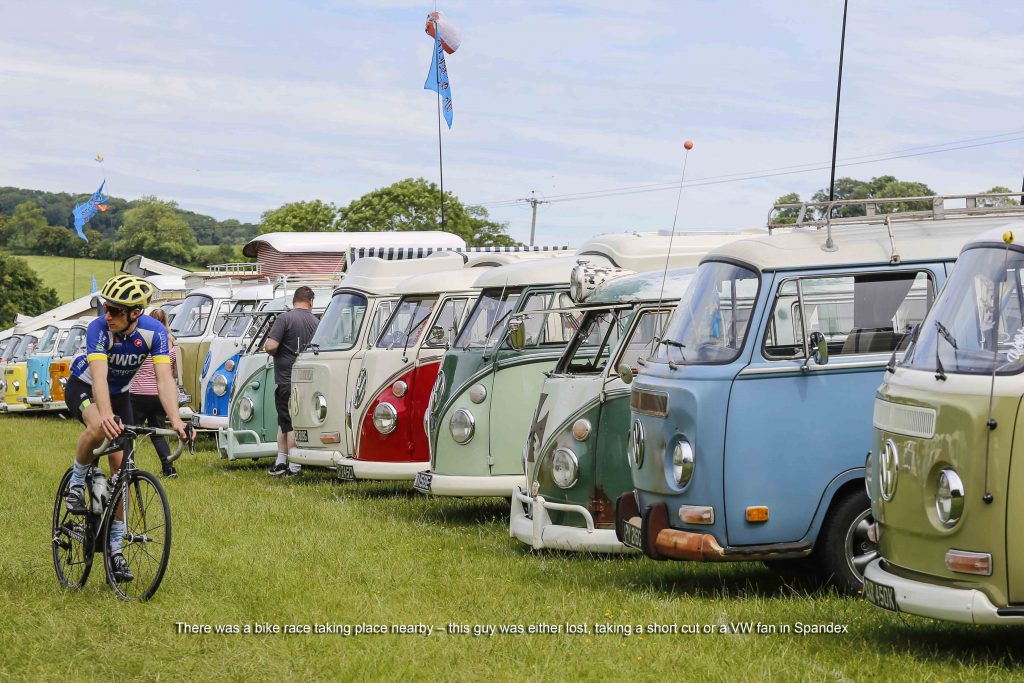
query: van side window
[
  {"left": 616, "top": 309, "right": 672, "bottom": 371},
  {"left": 763, "top": 271, "right": 932, "bottom": 359}
]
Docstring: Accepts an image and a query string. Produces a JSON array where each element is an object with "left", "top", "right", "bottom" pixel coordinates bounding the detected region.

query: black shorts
[
  {"left": 65, "top": 377, "right": 134, "bottom": 426},
  {"left": 275, "top": 384, "right": 292, "bottom": 434}
]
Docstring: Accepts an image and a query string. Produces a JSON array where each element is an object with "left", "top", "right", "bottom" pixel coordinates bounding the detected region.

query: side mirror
[
  {"left": 429, "top": 325, "right": 446, "bottom": 345},
  {"left": 617, "top": 364, "right": 634, "bottom": 385},
  {"left": 507, "top": 316, "right": 526, "bottom": 351},
  {"left": 809, "top": 331, "right": 829, "bottom": 365}
]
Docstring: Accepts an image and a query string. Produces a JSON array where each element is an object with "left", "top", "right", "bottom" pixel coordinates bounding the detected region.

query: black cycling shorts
[
  {"left": 65, "top": 377, "right": 134, "bottom": 426},
  {"left": 275, "top": 384, "right": 292, "bottom": 434}
]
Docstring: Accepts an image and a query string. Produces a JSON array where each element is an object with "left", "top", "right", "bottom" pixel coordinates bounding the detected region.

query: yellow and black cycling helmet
[{"left": 100, "top": 274, "right": 155, "bottom": 310}]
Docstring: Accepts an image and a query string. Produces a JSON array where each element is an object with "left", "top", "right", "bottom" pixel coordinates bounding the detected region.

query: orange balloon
[{"left": 683, "top": 140, "right": 694, "bottom": 150}]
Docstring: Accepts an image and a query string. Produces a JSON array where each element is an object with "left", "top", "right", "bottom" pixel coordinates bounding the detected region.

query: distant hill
[{"left": 0, "top": 186, "right": 258, "bottom": 245}]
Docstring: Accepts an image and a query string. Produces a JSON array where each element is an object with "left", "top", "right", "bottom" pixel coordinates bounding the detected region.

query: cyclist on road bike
[{"left": 62, "top": 274, "right": 188, "bottom": 583}]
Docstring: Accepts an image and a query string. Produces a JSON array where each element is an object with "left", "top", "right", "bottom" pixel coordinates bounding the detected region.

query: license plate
[
  {"left": 295, "top": 430, "right": 308, "bottom": 443},
  {"left": 863, "top": 577, "right": 898, "bottom": 612},
  {"left": 622, "top": 520, "right": 643, "bottom": 550},
  {"left": 338, "top": 464, "right": 355, "bottom": 481},
  {"left": 191, "top": 414, "right": 201, "bottom": 428},
  {"left": 414, "top": 471, "right": 432, "bottom": 493}
]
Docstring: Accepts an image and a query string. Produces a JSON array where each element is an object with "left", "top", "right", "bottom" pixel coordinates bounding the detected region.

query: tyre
[
  {"left": 815, "top": 489, "right": 877, "bottom": 595},
  {"left": 102, "top": 470, "right": 172, "bottom": 601},
  {"left": 52, "top": 467, "right": 95, "bottom": 590}
]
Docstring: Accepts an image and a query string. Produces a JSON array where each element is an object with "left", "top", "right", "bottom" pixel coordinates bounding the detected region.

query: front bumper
[
  {"left": 509, "top": 486, "right": 635, "bottom": 554},
  {"left": 864, "top": 558, "right": 1023, "bottom": 625},
  {"left": 1, "top": 402, "right": 29, "bottom": 413},
  {"left": 216, "top": 427, "right": 278, "bottom": 461},
  {"left": 195, "top": 414, "right": 229, "bottom": 430},
  {"left": 415, "top": 472, "right": 525, "bottom": 497},
  {"left": 289, "top": 446, "right": 343, "bottom": 468},
  {"left": 336, "top": 456, "right": 424, "bottom": 481},
  {"left": 26, "top": 398, "right": 65, "bottom": 410}
]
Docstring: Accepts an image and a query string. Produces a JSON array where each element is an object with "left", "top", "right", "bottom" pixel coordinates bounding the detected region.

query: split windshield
[
  {"left": 310, "top": 291, "right": 369, "bottom": 352},
  {"left": 378, "top": 296, "right": 438, "bottom": 349},
  {"left": 58, "top": 327, "right": 87, "bottom": 357},
  {"left": 169, "top": 294, "right": 214, "bottom": 338},
  {"left": 215, "top": 301, "right": 259, "bottom": 337},
  {"left": 12, "top": 334, "right": 39, "bottom": 360},
  {"left": 1, "top": 336, "right": 22, "bottom": 361},
  {"left": 905, "top": 246, "right": 1024, "bottom": 375},
  {"left": 558, "top": 308, "right": 631, "bottom": 374},
  {"left": 654, "top": 261, "right": 760, "bottom": 365},
  {"left": 457, "top": 288, "right": 523, "bottom": 348},
  {"left": 35, "top": 325, "right": 60, "bottom": 354}
]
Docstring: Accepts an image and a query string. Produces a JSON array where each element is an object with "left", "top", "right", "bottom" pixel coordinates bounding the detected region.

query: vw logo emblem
[
  {"left": 629, "top": 420, "right": 645, "bottom": 468},
  {"left": 879, "top": 438, "right": 899, "bottom": 501},
  {"left": 354, "top": 369, "right": 367, "bottom": 409}
]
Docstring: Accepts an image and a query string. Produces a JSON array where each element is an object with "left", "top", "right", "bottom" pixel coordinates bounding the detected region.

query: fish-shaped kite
[{"left": 71, "top": 180, "right": 110, "bottom": 242}]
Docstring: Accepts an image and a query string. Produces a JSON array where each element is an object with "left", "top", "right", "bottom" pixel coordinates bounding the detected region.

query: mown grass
[
  {"left": 1, "top": 414, "right": 1022, "bottom": 681},
  {"left": 13, "top": 253, "right": 121, "bottom": 304}
]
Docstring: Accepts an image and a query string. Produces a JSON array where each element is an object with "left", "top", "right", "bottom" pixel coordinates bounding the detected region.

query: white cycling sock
[
  {"left": 288, "top": 463, "right": 301, "bottom": 473},
  {"left": 70, "top": 461, "right": 89, "bottom": 488},
  {"left": 110, "top": 520, "right": 126, "bottom": 554},
  {"left": 275, "top": 452, "right": 288, "bottom": 467}
]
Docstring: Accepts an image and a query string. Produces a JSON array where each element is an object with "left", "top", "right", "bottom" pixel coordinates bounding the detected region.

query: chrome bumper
[{"left": 509, "top": 486, "right": 635, "bottom": 554}]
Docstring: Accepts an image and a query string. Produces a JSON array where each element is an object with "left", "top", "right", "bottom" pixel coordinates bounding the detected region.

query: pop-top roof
[
  {"left": 335, "top": 254, "right": 467, "bottom": 296},
  {"left": 706, "top": 216, "right": 1023, "bottom": 272},
  {"left": 587, "top": 268, "right": 697, "bottom": 306},
  {"left": 962, "top": 224, "right": 1024, "bottom": 251},
  {"left": 392, "top": 265, "right": 494, "bottom": 296}
]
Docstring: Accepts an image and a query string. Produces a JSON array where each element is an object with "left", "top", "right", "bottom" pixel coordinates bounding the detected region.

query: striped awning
[
  {"left": 347, "top": 245, "right": 570, "bottom": 263},
  {"left": 256, "top": 244, "right": 347, "bottom": 276}
]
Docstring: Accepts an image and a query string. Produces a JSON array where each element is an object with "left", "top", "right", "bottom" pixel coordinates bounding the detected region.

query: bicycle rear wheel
[
  {"left": 52, "top": 468, "right": 95, "bottom": 590},
  {"left": 102, "top": 470, "right": 172, "bottom": 601}
]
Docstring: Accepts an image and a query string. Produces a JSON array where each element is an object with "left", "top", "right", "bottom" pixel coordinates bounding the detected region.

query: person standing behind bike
[
  {"left": 63, "top": 275, "right": 188, "bottom": 583},
  {"left": 129, "top": 307, "right": 180, "bottom": 478},
  {"left": 264, "top": 286, "right": 319, "bottom": 478}
]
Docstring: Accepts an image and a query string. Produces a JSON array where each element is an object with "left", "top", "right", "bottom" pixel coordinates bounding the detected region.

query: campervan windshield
[
  {"left": 35, "top": 326, "right": 60, "bottom": 354},
  {"left": 58, "top": 327, "right": 87, "bottom": 357},
  {"left": 170, "top": 295, "right": 214, "bottom": 338},
  {"left": 379, "top": 297, "right": 438, "bottom": 349},
  {"left": 215, "top": 302, "right": 259, "bottom": 337},
  {"left": 558, "top": 309, "right": 630, "bottom": 375},
  {"left": 457, "top": 289, "right": 523, "bottom": 349},
  {"left": 654, "top": 261, "right": 759, "bottom": 365},
  {"left": 309, "top": 292, "right": 368, "bottom": 352},
  {"left": 906, "top": 246, "right": 1024, "bottom": 375}
]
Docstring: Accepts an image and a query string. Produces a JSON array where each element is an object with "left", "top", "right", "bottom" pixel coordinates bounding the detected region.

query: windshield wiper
[
  {"left": 933, "top": 320, "right": 957, "bottom": 381},
  {"left": 655, "top": 337, "right": 686, "bottom": 369},
  {"left": 309, "top": 343, "right": 320, "bottom": 356}
]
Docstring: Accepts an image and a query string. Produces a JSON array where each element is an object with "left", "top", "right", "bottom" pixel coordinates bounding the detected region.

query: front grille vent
[
  {"left": 873, "top": 399, "right": 935, "bottom": 439},
  {"left": 631, "top": 388, "right": 669, "bottom": 417}
]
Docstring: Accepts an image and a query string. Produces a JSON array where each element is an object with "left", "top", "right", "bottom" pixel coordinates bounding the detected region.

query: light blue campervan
[{"left": 616, "top": 195, "right": 1021, "bottom": 593}]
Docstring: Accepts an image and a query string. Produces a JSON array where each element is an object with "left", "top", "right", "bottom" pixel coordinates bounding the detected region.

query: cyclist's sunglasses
[{"left": 103, "top": 304, "right": 128, "bottom": 318}]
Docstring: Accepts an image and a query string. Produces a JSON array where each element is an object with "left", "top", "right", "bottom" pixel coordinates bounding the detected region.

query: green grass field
[
  {"left": 1, "top": 414, "right": 1021, "bottom": 681},
  {"left": 13, "top": 253, "right": 121, "bottom": 304}
]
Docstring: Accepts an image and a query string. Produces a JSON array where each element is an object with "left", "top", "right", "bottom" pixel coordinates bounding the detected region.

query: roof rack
[
  {"left": 767, "top": 192, "right": 1024, "bottom": 233},
  {"left": 207, "top": 262, "right": 262, "bottom": 275},
  {"left": 273, "top": 274, "right": 343, "bottom": 299}
]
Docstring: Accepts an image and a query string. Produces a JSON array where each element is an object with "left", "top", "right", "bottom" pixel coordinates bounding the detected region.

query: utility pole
[{"left": 524, "top": 191, "right": 549, "bottom": 247}]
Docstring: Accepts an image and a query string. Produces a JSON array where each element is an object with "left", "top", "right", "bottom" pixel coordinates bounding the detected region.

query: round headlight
[
  {"left": 289, "top": 386, "right": 299, "bottom": 417},
  {"left": 313, "top": 392, "right": 328, "bottom": 424},
  {"left": 571, "top": 418, "right": 591, "bottom": 441},
  {"left": 12, "top": 381, "right": 19, "bottom": 391},
  {"left": 225, "top": 359, "right": 235, "bottom": 372},
  {"left": 59, "top": 377, "right": 67, "bottom": 388},
  {"left": 373, "top": 402, "right": 398, "bottom": 435},
  {"left": 450, "top": 408, "right": 475, "bottom": 444},
  {"left": 392, "top": 380, "right": 408, "bottom": 398},
  {"left": 551, "top": 448, "right": 579, "bottom": 489},
  {"left": 212, "top": 373, "right": 228, "bottom": 396},
  {"left": 936, "top": 469, "right": 965, "bottom": 528},
  {"left": 628, "top": 420, "right": 645, "bottom": 468},
  {"left": 32, "top": 372, "right": 39, "bottom": 382},
  {"left": 238, "top": 396, "right": 255, "bottom": 422},
  {"left": 672, "top": 440, "right": 695, "bottom": 487},
  {"left": 469, "top": 384, "right": 487, "bottom": 404}
]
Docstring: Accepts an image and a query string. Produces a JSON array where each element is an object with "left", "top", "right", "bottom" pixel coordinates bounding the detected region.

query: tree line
[{"left": 0, "top": 177, "right": 518, "bottom": 269}]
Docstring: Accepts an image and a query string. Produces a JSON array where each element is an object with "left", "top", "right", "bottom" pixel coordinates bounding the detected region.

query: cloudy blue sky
[{"left": 1, "top": 1, "right": 1022, "bottom": 245}]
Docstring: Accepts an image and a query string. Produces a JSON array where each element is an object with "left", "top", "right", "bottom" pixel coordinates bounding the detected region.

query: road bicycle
[{"left": 51, "top": 423, "right": 193, "bottom": 601}]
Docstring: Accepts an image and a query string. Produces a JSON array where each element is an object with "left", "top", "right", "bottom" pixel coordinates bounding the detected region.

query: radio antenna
[
  {"left": 824, "top": 0, "right": 849, "bottom": 252},
  {"left": 656, "top": 140, "right": 694, "bottom": 339}
]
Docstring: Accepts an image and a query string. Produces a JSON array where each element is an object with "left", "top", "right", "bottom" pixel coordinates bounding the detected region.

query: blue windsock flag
[
  {"left": 91, "top": 275, "right": 98, "bottom": 293},
  {"left": 424, "top": 28, "right": 453, "bottom": 128},
  {"left": 71, "top": 180, "right": 110, "bottom": 242}
]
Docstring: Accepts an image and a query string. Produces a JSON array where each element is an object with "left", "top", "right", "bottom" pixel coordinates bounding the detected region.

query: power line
[{"left": 481, "top": 129, "right": 1024, "bottom": 208}]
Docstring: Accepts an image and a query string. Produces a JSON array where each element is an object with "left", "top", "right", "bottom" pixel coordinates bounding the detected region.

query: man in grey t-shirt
[{"left": 264, "top": 286, "right": 320, "bottom": 477}]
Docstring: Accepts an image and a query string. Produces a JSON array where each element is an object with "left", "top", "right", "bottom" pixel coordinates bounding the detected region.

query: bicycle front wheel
[
  {"left": 102, "top": 470, "right": 172, "bottom": 601},
  {"left": 52, "top": 467, "right": 95, "bottom": 590}
]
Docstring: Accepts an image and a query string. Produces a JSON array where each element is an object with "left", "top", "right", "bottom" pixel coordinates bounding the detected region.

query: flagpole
[
  {"left": 73, "top": 256, "right": 77, "bottom": 299},
  {"left": 433, "top": 21, "right": 446, "bottom": 232}
]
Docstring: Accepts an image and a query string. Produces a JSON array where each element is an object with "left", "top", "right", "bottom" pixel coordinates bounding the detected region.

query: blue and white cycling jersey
[{"left": 70, "top": 315, "right": 171, "bottom": 394}]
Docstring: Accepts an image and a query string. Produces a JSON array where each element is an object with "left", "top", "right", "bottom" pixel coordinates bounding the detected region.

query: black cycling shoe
[
  {"left": 110, "top": 552, "right": 134, "bottom": 583},
  {"left": 267, "top": 462, "right": 288, "bottom": 476},
  {"left": 65, "top": 485, "right": 86, "bottom": 515}
]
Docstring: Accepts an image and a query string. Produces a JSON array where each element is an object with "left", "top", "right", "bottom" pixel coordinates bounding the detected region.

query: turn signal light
[
  {"left": 320, "top": 431, "right": 342, "bottom": 444},
  {"left": 945, "top": 549, "right": 992, "bottom": 576},
  {"left": 745, "top": 506, "right": 769, "bottom": 523},
  {"left": 679, "top": 505, "right": 714, "bottom": 525}
]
